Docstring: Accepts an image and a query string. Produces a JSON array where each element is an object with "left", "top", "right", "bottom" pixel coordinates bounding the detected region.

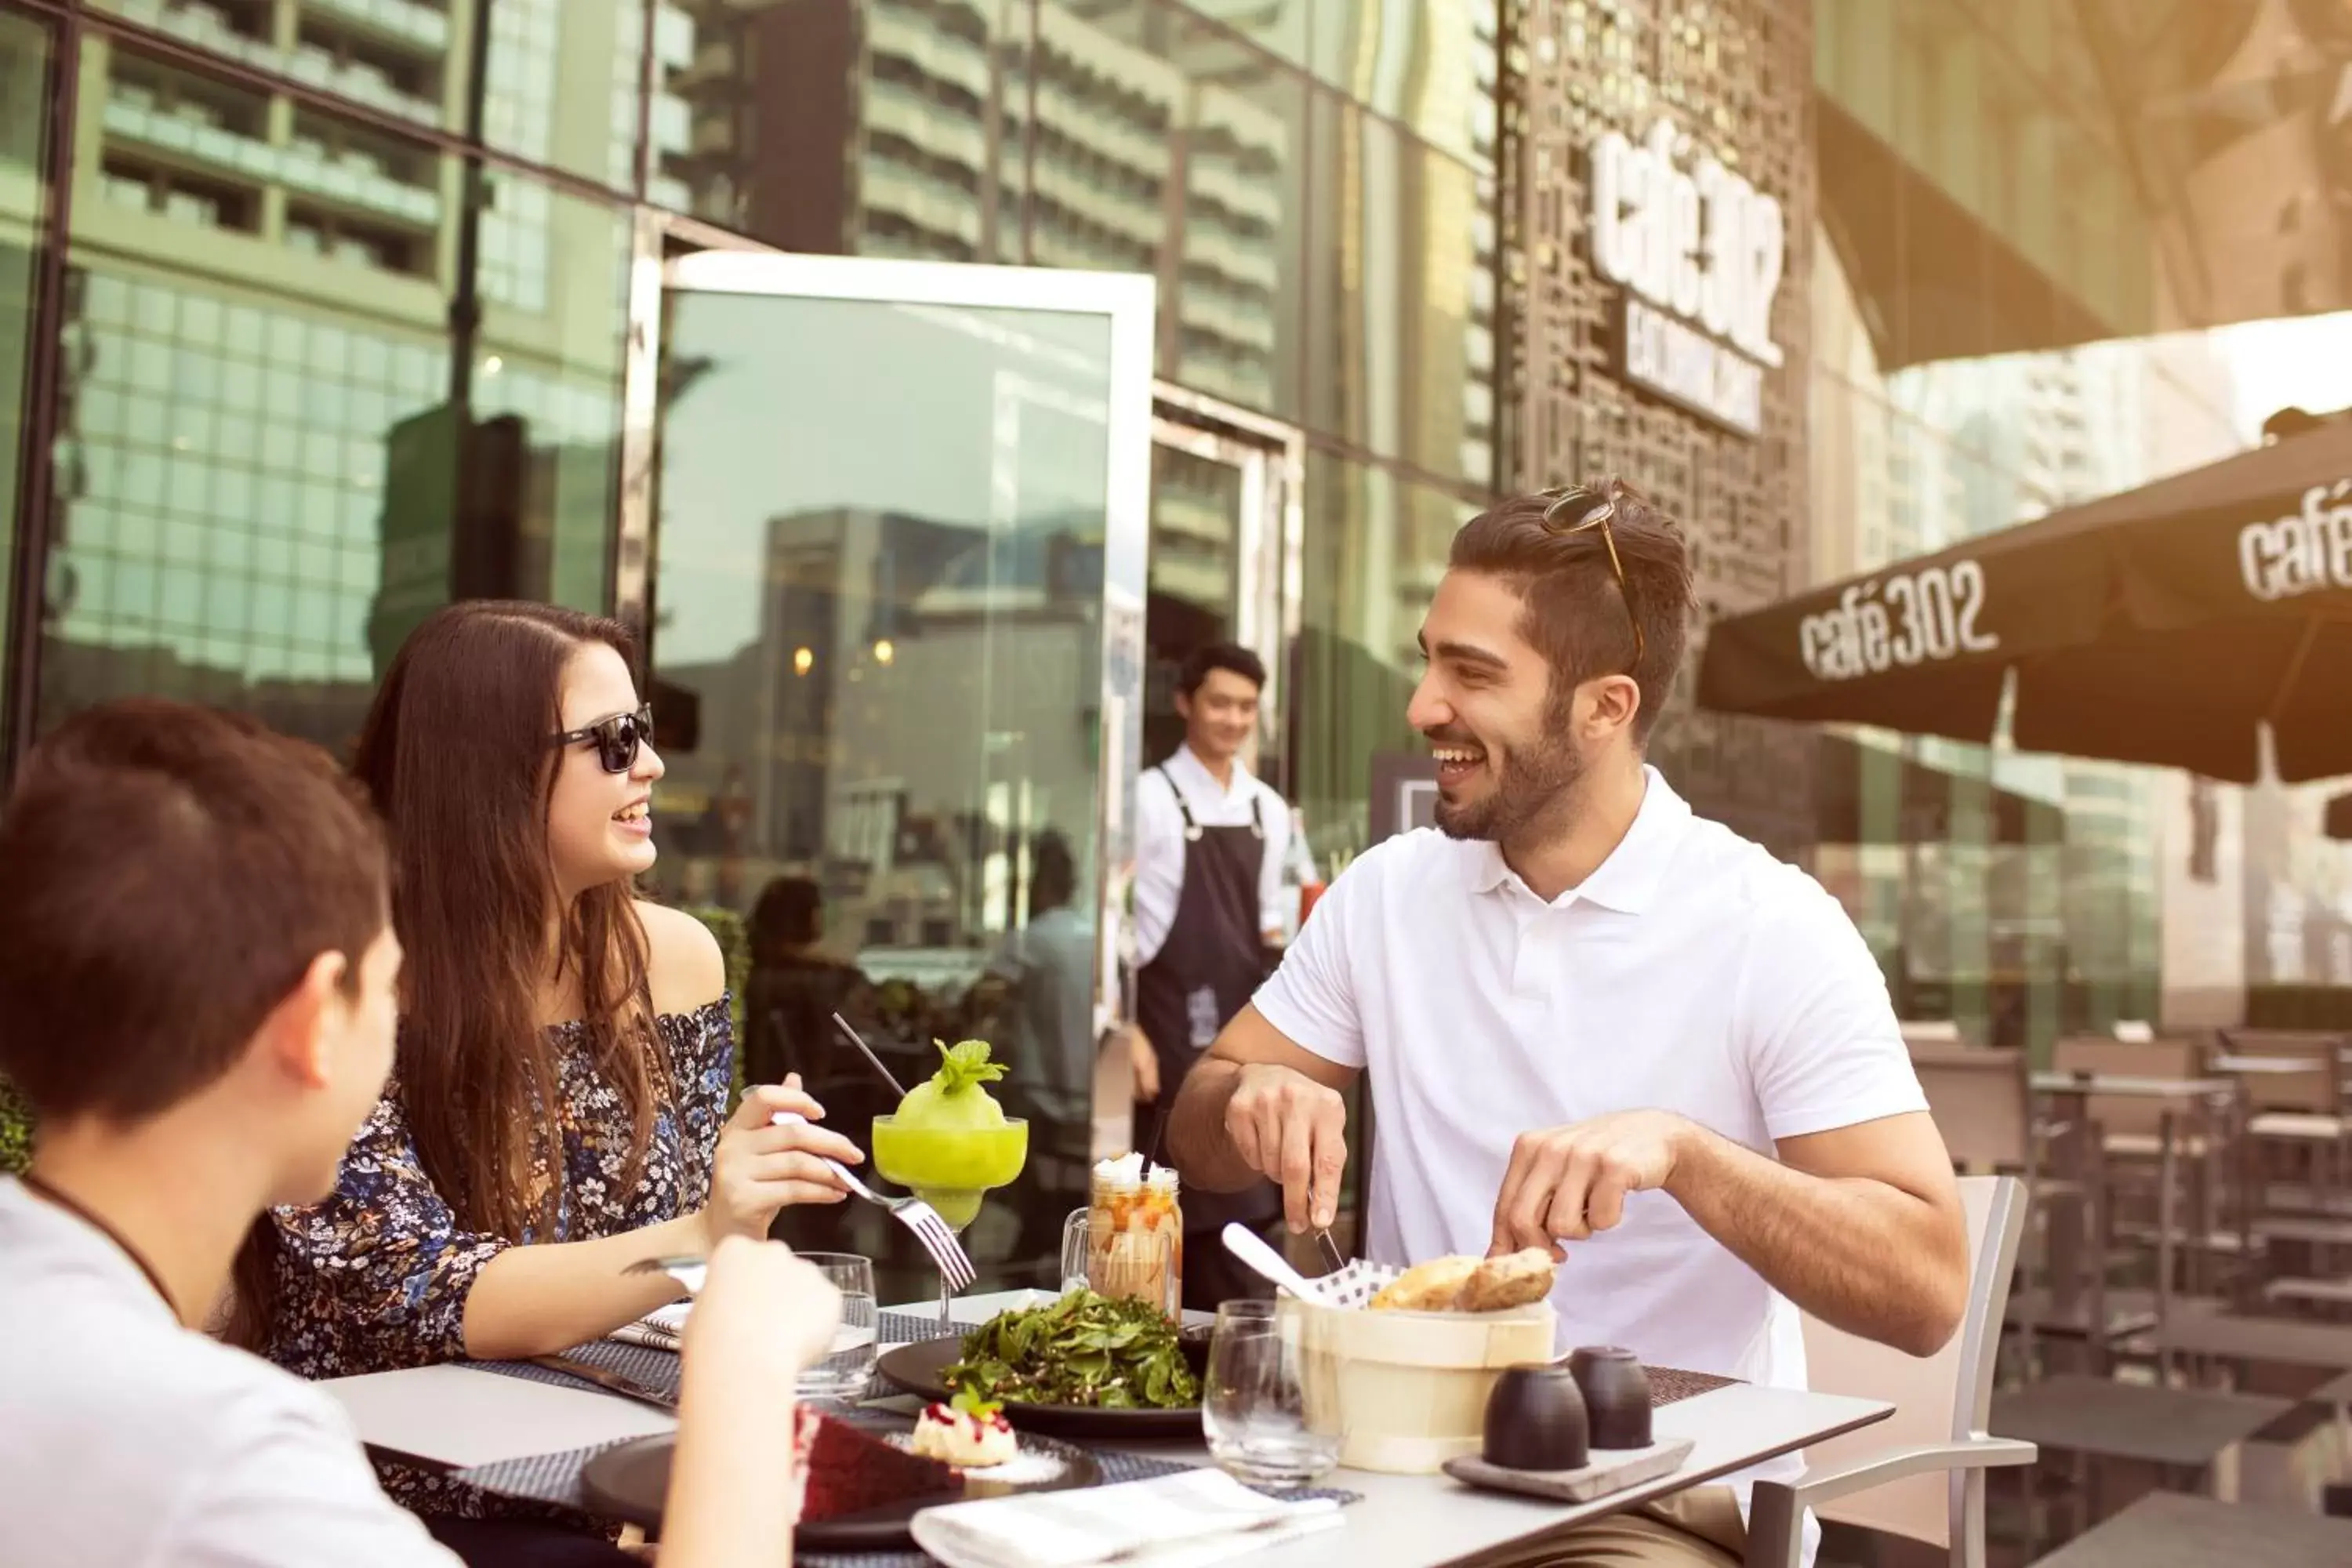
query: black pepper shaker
[
  {"left": 1568, "top": 1346, "right": 1652, "bottom": 1449},
  {"left": 1482, "top": 1363, "right": 1590, "bottom": 1472}
]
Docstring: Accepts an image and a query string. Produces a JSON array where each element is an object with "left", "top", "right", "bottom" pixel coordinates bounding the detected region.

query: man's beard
[{"left": 1432, "top": 719, "right": 1587, "bottom": 847}]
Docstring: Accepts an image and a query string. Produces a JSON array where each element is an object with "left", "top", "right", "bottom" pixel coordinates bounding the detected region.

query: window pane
[
  {"left": 89, "top": 0, "right": 657, "bottom": 198},
  {"left": 1301, "top": 0, "right": 1497, "bottom": 170},
  {"left": 649, "top": 285, "right": 1119, "bottom": 1298},
  {"left": 0, "top": 9, "right": 49, "bottom": 744},
  {"left": 38, "top": 48, "right": 627, "bottom": 749},
  {"left": 1291, "top": 450, "right": 1480, "bottom": 865},
  {"left": 1019, "top": 0, "right": 1309, "bottom": 416},
  {"left": 652, "top": 0, "right": 1027, "bottom": 260},
  {"left": 1305, "top": 100, "right": 1497, "bottom": 487}
]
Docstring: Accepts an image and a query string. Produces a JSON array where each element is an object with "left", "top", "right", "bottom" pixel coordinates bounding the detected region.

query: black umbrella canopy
[{"left": 1696, "top": 419, "right": 2352, "bottom": 783}]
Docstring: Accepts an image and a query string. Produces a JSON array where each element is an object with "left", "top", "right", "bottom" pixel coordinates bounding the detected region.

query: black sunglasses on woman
[{"left": 552, "top": 705, "right": 655, "bottom": 774}]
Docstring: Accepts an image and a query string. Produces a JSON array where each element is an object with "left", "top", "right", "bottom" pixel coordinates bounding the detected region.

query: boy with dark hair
[{"left": 0, "top": 700, "right": 839, "bottom": 1567}]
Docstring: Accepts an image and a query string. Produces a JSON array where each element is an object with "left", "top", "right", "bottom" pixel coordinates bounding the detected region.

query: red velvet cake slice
[{"left": 786, "top": 1406, "right": 964, "bottom": 1523}]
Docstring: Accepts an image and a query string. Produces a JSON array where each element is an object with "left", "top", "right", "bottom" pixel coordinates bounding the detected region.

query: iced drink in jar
[{"left": 1087, "top": 1153, "right": 1182, "bottom": 1316}]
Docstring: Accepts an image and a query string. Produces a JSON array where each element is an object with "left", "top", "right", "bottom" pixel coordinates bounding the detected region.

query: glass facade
[
  {"left": 0, "top": 9, "right": 49, "bottom": 709},
  {"left": 31, "top": 8, "right": 632, "bottom": 752},
  {"left": 0, "top": 0, "right": 1509, "bottom": 1294},
  {"left": 1, "top": 0, "right": 2345, "bottom": 1231},
  {"left": 1807, "top": 0, "right": 2270, "bottom": 1048}
]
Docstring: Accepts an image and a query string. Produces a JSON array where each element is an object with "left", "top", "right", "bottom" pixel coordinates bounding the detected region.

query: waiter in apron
[{"left": 1131, "top": 643, "right": 1303, "bottom": 1310}]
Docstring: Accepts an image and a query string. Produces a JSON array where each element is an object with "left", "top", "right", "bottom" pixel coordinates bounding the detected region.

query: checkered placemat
[
  {"left": 454, "top": 1441, "right": 1359, "bottom": 1568},
  {"left": 1648, "top": 1367, "right": 1736, "bottom": 1406},
  {"left": 459, "top": 1307, "right": 1718, "bottom": 1566},
  {"left": 469, "top": 1308, "right": 948, "bottom": 1406},
  {"left": 459, "top": 1308, "right": 1363, "bottom": 1565}
]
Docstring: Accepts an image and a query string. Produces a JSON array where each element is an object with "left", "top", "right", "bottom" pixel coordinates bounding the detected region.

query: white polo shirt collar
[{"left": 1460, "top": 766, "right": 1692, "bottom": 915}]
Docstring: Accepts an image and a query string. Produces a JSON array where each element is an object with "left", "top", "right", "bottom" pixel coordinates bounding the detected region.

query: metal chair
[{"left": 1744, "top": 1175, "right": 2037, "bottom": 1568}]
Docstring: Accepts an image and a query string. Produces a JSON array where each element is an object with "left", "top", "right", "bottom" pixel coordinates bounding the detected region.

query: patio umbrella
[{"left": 1695, "top": 419, "right": 2352, "bottom": 783}]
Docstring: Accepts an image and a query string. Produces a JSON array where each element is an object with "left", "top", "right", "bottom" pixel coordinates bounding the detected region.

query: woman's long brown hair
[{"left": 353, "top": 600, "right": 668, "bottom": 1239}]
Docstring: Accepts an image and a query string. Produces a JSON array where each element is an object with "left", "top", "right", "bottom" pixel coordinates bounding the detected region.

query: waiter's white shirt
[
  {"left": 1254, "top": 767, "right": 1926, "bottom": 1548},
  {"left": 1133, "top": 745, "right": 1293, "bottom": 967}
]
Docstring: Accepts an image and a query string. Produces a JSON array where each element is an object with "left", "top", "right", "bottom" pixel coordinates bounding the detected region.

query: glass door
[
  {"left": 1143, "top": 383, "right": 1302, "bottom": 791},
  {"left": 629, "top": 237, "right": 1153, "bottom": 1297}
]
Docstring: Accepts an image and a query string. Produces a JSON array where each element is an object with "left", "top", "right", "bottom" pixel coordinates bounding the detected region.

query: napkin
[
  {"left": 608, "top": 1300, "right": 688, "bottom": 1351},
  {"left": 909, "top": 1468, "right": 1344, "bottom": 1568}
]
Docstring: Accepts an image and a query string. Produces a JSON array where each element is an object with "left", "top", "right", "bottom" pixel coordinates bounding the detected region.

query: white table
[{"left": 324, "top": 1291, "right": 1893, "bottom": 1566}]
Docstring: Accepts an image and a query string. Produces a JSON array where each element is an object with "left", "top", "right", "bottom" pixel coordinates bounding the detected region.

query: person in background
[
  {"left": 1133, "top": 642, "right": 1297, "bottom": 1309},
  {"left": 244, "top": 601, "right": 861, "bottom": 1542},
  {"left": 0, "top": 699, "right": 843, "bottom": 1568},
  {"left": 743, "top": 876, "right": 868, "bottom": 1092},
  {"left": 743, "top": 874, "right": 876, "bottom": 1257},
  {"left": 989, "top": 830, "right": 1104, "bottom": 1268},
  {"left": 1167, "top": 481, "right": 1964, "bottom": 1568}
]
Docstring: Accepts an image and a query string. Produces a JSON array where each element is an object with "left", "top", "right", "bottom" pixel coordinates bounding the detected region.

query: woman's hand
[{"left": 699, "top": 1077, "right": 866, "bottom": 1247}]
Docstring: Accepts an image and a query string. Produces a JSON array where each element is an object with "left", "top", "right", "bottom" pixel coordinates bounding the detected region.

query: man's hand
[
  {"left": 1225, "top": 1062, "right": 1348, "bottom": 1232},
  {"left": 1127, "top": 1027, "right": 1161, "bottom": 1104},
  {"left": 1490, "top": 1110, "right": 1694, "bottom": 1259}
]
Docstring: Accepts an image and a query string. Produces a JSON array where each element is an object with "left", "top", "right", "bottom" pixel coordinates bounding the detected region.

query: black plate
[
  {"left": 579, "top": 1412, "right": 1100, "bottom": 1550},
  {"left": 875, "top": 1334, "right": 1205, "bottom": 1439}
]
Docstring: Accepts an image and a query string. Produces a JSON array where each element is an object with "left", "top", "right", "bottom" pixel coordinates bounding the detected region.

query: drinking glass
[
  {"left": 795, "top": 1253, "right": 879, "bottom": 1400},
  {"left": 1085, "top": 1163, "right": 1182, "bottom": 1314},
  {"left": 1060, "top": 1207, "right": 1181, "bottom": 1313},
  {"left": 869, "top": 1115, "right": 1029, "bottom": 1332},
  {"left": 1202, "top": 1299, "right": 1341, "bottom": 1485}
]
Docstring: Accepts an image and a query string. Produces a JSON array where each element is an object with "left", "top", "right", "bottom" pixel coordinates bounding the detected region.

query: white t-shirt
[
  {"left": 1133, "top": 746, "right": 1294, "bottom": 967},
  {"left": 1254, "top": 768, "right": 1926, "bottom": 1507},
  {"left": 0, "top": 1178, "right": 460, "bottom": 1568}
]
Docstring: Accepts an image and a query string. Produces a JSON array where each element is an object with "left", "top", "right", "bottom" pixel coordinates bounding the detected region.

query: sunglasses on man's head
[
  {"left": 553, "top": 705, "right": 654, "bottom": 773},
  {"left": 1538, "top": 484, "right": 1646, "bottom": 671}
]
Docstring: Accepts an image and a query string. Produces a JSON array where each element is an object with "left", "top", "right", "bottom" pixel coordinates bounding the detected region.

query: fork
[{"left": 771, "top": 1112, "right": 975, "bottom": 1292}]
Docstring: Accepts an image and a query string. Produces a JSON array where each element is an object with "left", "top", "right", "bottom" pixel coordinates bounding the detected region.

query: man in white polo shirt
[{"left": 1167, "top": 480, "right": 1965, "bottom": 1567}]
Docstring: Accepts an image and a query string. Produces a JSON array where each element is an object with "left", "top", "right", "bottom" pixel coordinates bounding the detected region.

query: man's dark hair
[
  {"left": 751, "top": 875, "right": 826, "bottom": 955},
  {"left": 1446, "top": 477, "right": 1693, "bottom": 742},
  {"left": 1176, "top": 642, "right": 1266, "bottom": 698},
  {"left": 0, "top": 700, "right": 389, "bottom": 1123}
]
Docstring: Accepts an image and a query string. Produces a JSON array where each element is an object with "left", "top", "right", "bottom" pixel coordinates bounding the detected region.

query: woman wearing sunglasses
[{"left": 243, "top": 600, "right": 860, "bottom": 1534}]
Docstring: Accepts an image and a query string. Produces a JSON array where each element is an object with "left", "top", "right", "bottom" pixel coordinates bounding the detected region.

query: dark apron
[{"left": 1136, "top": 766, "right": 1282, "bottom": 1308}]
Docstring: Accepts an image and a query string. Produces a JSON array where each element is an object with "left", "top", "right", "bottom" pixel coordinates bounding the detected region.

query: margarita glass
[{"left": 871, "top": 1115, "right": 1029, "bottom": 1330}]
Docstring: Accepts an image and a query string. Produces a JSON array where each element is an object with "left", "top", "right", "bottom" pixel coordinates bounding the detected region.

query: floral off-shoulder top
[{"left": 260, "top": 996, "right": 735, "bottom": 1519}]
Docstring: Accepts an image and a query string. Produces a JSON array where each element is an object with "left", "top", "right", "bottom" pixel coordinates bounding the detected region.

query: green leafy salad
[{"left": 944, "top": 1289, "right": 1200, "bottom": 1410}]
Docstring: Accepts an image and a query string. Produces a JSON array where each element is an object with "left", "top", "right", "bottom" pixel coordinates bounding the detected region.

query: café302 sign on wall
[{"left": 1588, "top": 118, "right": 1784, "bottom": 438}]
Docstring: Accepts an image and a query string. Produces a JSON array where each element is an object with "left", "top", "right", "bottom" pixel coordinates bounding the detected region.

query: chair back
[
  {"left": 2049, "top": 1036, "right": 2200, "bottom": 1138},
  {"left": 1797, "top": 1175, "right": 2026, "bottom": 1549},
  {"left": 1912, "top": 1047, "right": 2030, "bottom": 1173},
  {"left": 2217, "top": 1029, "right": 2345, "bottom": 1113}
]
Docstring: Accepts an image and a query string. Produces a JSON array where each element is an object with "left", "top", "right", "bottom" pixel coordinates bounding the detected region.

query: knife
[{"left": 531, "top": 1353, "right": 679, "bottom": 1413}]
